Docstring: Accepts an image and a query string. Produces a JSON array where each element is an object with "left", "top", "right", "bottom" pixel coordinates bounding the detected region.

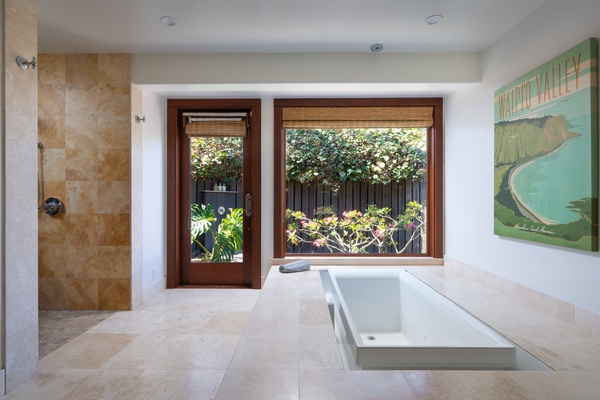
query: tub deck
[{"left": 244, "top": 264, "right": 600, "bottom": 398}]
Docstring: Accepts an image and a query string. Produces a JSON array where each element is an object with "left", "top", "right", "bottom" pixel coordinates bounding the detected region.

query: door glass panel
[{"left": 190, "top": 137, "right": 244, "bottom": 263}]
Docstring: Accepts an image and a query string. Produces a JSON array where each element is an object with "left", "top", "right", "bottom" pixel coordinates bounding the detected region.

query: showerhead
[{"left": 37, "top": 140, "right": 43, "bottom": 148}]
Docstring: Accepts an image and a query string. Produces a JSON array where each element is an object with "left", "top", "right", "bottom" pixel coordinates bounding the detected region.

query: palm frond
[{"left": 190, "top": 203, "right": 216, "bottom": 244}]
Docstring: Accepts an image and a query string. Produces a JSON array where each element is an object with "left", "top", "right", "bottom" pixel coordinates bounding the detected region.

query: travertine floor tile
[
  {"left": 216, "top": 368, "right": 299, "bottom": 400},
  {"left": 300, "top": 279, "right": 328, "bottom": 299},
  {"left": 507, "top": 371, "right": 600, "bottom": 400},
  {"left": 102, "top": 334, "right": 240, "bottom": 370},
  {"left": 62, "top": 369, "right": 168, "bottom": 400},
  {"left": 4, "top": 369, "right": 95, "bottom": 400},
  {"left": 133, "top": 290, "right": 192, "bottom": 311},
  {"left": 38, "top": 333, "right": 137, "bottom": 369},
  {"left": 150, "top": 370, "right": 226, "bottom": 400},
  {"left": 229, "top": 327, "right": 300, "bottom": 369},
  {"left": 86, "top": 310, "right": 166, "bottom": 335},
  {"left": 299, "top": 325, "right": 343, "bottom": 370},
  {"left": 175, "top": 289, "right": 260, "bottom": 312},
  {"left": 300, "top": 369, "right": 416, "bottom": 400},
  {"left": 499, "top": 324, "right": 600, "bottom": 370},
  {"left": 244, "top": 297, "right": 300, "bottom": 331},
  {"left": 197, "top": 311, "right": 252, "bottom": 335},
  {"left": 300, "top": 298, "right": 332, "bottom": 325},
  {"left": 145, "top": 309, "right": 214, "bottom": 335},
  {"left": 404, "top": 370, "right": 525, "bottom": 400},
  {"left": 7, "top": 266, "right": 600, "bottom": 400}
]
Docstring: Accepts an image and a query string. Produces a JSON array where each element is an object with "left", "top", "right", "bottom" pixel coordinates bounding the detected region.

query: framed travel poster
[{"left": 494, "top": 38, "right": 598, "bottom": 251}]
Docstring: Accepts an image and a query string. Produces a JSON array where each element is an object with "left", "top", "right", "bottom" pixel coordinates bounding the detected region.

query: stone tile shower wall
[{"left": 38, "top": 54, "right": 132, "bottom": 310}]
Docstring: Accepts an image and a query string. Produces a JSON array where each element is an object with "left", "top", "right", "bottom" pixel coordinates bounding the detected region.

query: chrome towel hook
[{"left": 16, "top": 56, "right": 37, "bottom": 70}]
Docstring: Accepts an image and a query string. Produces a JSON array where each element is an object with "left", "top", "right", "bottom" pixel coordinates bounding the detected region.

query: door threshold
[{"left": 176, "top": 284, "right": 254, "bottom": 289}]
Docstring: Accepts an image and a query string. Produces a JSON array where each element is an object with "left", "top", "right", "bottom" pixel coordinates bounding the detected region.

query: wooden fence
[
  {"left": 285, "top": 180, "right": 426, "bottom": 254},
  {"left": 191, "top": 180, "right": 244, "bottom": 207},
  {"left": 191, "top": 179, "right": 426, "bottom": 255}
]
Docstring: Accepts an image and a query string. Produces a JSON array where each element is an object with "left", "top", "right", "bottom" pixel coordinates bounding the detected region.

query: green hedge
[
  {"left": 286, "top": 129, "right": 426, "bottom": 186},
  {"left": 190, "top": 129, "right": 427, "bottom": 185},
  {"left": 191, "top": 137, "right": 243, "bottom": 183}
]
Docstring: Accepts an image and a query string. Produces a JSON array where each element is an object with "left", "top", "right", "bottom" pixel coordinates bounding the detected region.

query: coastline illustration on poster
[{"left": 494, "top": 38, "right": 598, "bottom": 252}]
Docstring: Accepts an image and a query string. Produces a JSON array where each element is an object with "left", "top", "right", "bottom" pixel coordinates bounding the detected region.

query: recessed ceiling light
[
  {"left": 425, "top": 15, "right": 443, "bottom": 26},
  {"left": 159, "top": 16, "right": 177, "bottom": 27},
  {"left": 371, "top": 43, "right": 384, "bottom": 53}
]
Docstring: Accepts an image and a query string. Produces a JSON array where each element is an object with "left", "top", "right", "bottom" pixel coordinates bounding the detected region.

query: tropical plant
[
  {"left": 212, "top": 207, "right": 244, "bottom": 262},
  {"left": 190, "top": 203, "right": 216, "bottom": 241},
  {"left": 190, "top": 204, "right": 244, "bottom": 262},
  {"left": 286, "top": 201, "right": 425, "bottom": 254}
]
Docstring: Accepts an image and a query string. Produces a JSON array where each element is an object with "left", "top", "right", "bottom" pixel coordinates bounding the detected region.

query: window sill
[{"left": 271, "top": 256, "right": 444, "bottom": 267}]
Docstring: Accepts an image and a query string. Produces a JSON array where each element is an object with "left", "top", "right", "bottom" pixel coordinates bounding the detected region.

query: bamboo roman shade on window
[
  {"left": 281, "top": 106, "right": 433, "bottom": 129},
  {"left": 184, "top": 112, "right": 249, "bottom": 137}
]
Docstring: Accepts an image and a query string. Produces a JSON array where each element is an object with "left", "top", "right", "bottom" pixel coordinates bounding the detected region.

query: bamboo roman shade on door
[
  {"left": 281, "top": 106, "right": 434, "bottom": 129},
  {"left": 184, "top": 112, "right": 249, "bottom": 137}
]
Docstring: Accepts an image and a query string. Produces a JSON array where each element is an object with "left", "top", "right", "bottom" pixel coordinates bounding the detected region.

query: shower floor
[{"left": 39, "top": 310, "right": 115, "bottom": 359}]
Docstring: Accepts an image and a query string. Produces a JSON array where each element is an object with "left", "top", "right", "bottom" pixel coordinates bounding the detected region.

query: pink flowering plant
[{"left": 286, "top": 201, "right": 424, "bottom": 254}]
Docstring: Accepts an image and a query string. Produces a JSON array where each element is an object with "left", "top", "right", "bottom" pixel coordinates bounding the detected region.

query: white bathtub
[{"left": 321, "top": 268, "right": 517, "bottom": 370}]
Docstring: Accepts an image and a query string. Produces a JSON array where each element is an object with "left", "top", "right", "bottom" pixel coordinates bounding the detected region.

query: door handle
[{"left": 245, "top": 193, "right": 252, "bottom": 217}]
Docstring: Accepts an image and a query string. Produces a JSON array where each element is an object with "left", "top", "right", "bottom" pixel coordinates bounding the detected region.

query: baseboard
[
  {"left": 142, "top": 276, "right": 167, "bottom": 304},
  {"left": 0, "top": 369, "right": 5, "bottom": 396}
]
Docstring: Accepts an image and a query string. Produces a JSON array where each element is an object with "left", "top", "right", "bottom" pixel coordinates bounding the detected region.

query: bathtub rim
[{"left": 322, "top": 267, "right": 519, "bottom": 370}]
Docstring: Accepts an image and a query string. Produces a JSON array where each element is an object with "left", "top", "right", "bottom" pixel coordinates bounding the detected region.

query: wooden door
[{"left": 166, "top": 99, "right": 261, "bottom": 288}]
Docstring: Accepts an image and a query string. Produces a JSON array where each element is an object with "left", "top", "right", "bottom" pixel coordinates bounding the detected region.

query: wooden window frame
[{"left": 273, "top": 98, "right": 443, "bottom": 259}]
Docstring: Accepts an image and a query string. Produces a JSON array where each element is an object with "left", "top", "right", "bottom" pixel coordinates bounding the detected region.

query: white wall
[
  {"left": 136, "top": 2, "right": 600, "bottom": 315},
  {"left": 141, "top": 91, "right": 167, "bottom": 300},
  {"left": 131, "top": 84, "right": 144, "bottom": 308},
  {"left": 0, "top": 0, "right": 5, "bottom": 390},
  {"left": 260, "top": 98, "right": 274, "bottom": 278},
  {"left": 445, "top": 0, "right": 600, "bottom": 314},
  {"left": 134, "top": 52, "right": 482, "bottom": 286}
]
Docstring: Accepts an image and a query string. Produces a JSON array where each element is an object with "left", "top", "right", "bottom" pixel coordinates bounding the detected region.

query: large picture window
[{"left": 273, "top": 98, "right": 443, "bottom": 259}]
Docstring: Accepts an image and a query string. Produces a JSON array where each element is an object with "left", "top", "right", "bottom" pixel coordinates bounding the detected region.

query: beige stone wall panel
[{"left": 38, "top": 53, "right": 132, "bottom": 311}]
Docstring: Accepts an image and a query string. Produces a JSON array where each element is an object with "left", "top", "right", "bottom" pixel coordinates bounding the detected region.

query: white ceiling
[{"left": 38, "top": 0, "right": 547, "bottom": 54}]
